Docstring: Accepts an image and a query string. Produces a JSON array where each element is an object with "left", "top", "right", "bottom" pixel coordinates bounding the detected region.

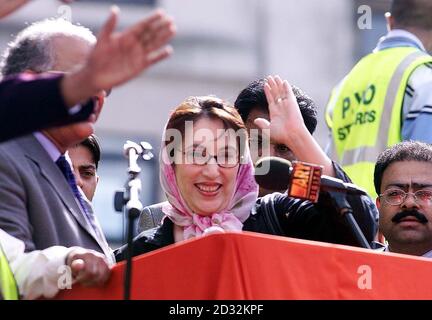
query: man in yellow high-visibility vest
[
  {"left": 326, "top": 0, "right": 432, "bottom": 198},
  {"left": 0, "top": 243, "right": 18, "bottom": 300}
]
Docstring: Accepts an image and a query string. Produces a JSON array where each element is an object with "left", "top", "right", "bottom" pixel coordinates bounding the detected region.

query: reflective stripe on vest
[
  {"left": 0, "top": 245, "right": 19, "bottom": 300},
  {"left": 326, "top": 48, "right": 432, "bottom": 197}
]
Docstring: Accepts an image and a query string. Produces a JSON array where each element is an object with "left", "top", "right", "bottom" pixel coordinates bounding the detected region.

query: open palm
[
  {"left": 254, "top": 75, "right": 306, "bottom": 145},
  {"left": 85, "top": 8, "right": 175, "bottom": 91}
]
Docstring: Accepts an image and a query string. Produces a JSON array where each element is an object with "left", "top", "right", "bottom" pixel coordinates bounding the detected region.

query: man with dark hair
[
  {"left": 235, "top": 76, "right": 326, "bottom": 196},
  {"left": 374, "top": 141, "right": 432, "bottom": 257},
  {"left": 326, "top": 0, "right": 432, "bottom": 198},
  {"left": 69, "top": 134, "right": 101, "bottom": 201},
  {"left": 229, "top": 76, "right": 379, "bottom": 247},
  {"left": 235, "top": 78, "right": 317, "bottom": 135}
]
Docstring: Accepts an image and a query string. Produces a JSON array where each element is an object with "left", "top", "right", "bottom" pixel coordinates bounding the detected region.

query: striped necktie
[{"left": 56, "top": 155, "right": 102, "bottom": 240}]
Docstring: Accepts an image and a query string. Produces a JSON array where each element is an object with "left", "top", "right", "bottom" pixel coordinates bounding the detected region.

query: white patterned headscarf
[{"left": 158, "top": 100, "right": 259, "bottom": 240}]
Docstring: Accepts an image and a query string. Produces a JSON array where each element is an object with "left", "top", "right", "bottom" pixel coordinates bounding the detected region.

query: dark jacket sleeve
[
  {"left": 243, "top": 162, "right": 379, "bottom": 247},
  {"left": 244, "top": 193, "right": 354, "bottom": 244},
  {"left": 114, "top": 217, "right": 175, "bottom": 262},
  {"left": 274, "top": 191, "right": 377, "bottom": 247},
  {"left": 0, "top": 73, "right": 94, "bottom": 142},
  {"left": 114, "top": 229, "right": 160, "bottom": 262}
]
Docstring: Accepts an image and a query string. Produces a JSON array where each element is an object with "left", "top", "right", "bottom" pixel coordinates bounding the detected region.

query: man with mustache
[{"left": 374, "top": 141, "right": 432, "bottom": 257}]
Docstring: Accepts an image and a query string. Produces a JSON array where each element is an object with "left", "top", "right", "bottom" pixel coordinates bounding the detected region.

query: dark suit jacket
[
  {"left": 0, "top": 134, "right": 112, "bottom": 259},
  {"left": 0, "top": 73, "right": 94, "bottom": 142}
]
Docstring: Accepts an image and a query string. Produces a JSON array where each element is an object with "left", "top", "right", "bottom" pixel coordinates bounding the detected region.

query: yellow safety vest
[
  {"left": 326, "top": 47, "right": 432, "bottom": 198},
  {"left": 0, "top": 244, "right": 19, "bottom": 300}
]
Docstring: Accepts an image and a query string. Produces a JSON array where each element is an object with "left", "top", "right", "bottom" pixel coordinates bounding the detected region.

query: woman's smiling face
[{"left": 174, "top": 117, "right": 239, "bottom": 216}]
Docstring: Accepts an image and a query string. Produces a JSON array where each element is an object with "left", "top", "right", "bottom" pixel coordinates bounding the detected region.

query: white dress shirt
[{"left": 1, "top": 229, "right": 75, "bottom": 300}]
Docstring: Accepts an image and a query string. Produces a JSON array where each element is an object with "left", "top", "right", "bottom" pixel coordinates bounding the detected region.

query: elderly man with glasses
[{"left": 374, "top": 140, "right": 432, "bottom": 257}]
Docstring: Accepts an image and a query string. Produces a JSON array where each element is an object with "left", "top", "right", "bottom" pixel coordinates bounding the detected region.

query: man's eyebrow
[
  {"left": 385, "top": 183, "right": 408, "bottom": 189},
  {"left": 413, "top": 183, "right": 432, "bottom": 189},
  {"left": 78, "top": 164, "right": 96, "bottom": 170},
  {"left": 386, "top": 183, "right": 432, "bottom": 189}
]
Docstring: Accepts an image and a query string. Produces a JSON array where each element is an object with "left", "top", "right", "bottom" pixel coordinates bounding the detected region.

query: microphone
[
  {"left": 254, "top": 157, "right": 367, "bottom": 203},
  {"left": 254, "top": 157, "right": 372, "bottom": 249},
  {"left": 117, "top": 140, "right": 154, "bottom": 300}
]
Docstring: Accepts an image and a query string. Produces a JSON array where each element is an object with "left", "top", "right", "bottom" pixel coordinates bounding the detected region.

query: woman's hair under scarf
[{"left": 159, "top": 122, "right": 259, "bottom": 240}]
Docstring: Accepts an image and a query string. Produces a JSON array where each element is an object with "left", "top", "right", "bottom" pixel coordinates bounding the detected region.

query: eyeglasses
[
  {"left": 379, "top": 189, "right": 432, "bottom": 206},
  {"left": 180, "top": 148, "right": 239, "bottom": 168}
]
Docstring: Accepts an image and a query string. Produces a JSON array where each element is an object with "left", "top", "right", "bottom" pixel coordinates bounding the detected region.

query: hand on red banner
[{"left": 66, "top": 248, "right": 111, "bottom": 287}]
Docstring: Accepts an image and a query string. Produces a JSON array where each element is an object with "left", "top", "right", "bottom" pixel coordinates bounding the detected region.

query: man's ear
[
  {"left": 95, "top": 93, "right": 105, "bottom": 109},
  {"left": 376, "top": 196, "right": 381, "bottom": 210},
  {"left": 96, "top": 174, "right": 100, "bottom": 184},
  {"left": 385, "top": 12, "right": 394, "bottom": 31}
]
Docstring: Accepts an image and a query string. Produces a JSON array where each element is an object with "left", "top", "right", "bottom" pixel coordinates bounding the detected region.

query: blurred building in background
[{"left": 0, "top": 0, "right": 390, "bottom": 246}]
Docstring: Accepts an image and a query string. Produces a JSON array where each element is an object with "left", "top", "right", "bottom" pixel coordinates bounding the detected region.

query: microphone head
[
  {"left": 253, "top": 156, "right": 292, "bottom": 191},
  {"left": 123, "top": 140, "right": 143, "bottom": 157},
  {"left": 140, "top": 141, "right": 154, "bottom": 161}
]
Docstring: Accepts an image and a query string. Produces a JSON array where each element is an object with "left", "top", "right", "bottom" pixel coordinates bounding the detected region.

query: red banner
[{"left": 56, "top": 232, "right": 432, "bottom": 299}]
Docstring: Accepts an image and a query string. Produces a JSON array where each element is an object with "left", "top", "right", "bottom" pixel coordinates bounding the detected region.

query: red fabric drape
[{"left": 56, "top": 232, "right": 432, "bottom": 300}]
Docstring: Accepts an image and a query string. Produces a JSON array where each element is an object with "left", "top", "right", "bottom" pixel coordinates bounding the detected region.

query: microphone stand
[
  {"left": 114, "top": 141, "right": 154, "bottom": 300},
  {"left": 327, "top": 191, "right": 371, "bottom": 249}
]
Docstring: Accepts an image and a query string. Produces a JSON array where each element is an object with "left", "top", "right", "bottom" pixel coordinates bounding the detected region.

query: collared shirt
[
  {"left": 384, "top": 245, "right": 432, "bottom": 258},
  {"left": 34, "top": 131, "right": 76, "bottom": 175},
  {"left": 375, "top": 29, "right": 432, "bottom": 143},
  {"left": 33, "top": 131, "right": 61, "bottom": 162},
  {"left": 374, "top": 29, "right": 426, "bottom": 52},
  {"left": 0, "top": 229, "right": 74, "bottom": 300},
  {"left": 32, "top": 132, "right": 116, "bottom": 265}
]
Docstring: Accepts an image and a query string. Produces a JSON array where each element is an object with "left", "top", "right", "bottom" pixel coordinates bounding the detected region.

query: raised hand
[
  {"left": 0, "top": 0, "right": 28, "bottom": 18},
  {"left": 84, "top": 7, "right": 176, "bottom": 92},
  {"left": 62, "top": 7, "right": 176, "bottom": 107},
  {"left": 253, "top": 75, "right": 307, "bottom": 147},
  {"left": 254, "top": 75, "right": 335, "bottom": 176}
]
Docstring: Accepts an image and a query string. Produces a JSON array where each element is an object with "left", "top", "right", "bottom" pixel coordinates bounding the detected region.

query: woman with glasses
[{"left": 115, "top": 78, "right": 378, "bottom": 260}]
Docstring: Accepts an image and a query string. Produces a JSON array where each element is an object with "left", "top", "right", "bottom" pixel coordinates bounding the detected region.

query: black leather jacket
[{"left": 115, "top": 162, "right": 379, "bottom": 262}]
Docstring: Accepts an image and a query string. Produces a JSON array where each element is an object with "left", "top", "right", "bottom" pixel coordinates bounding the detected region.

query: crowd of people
[{"left": 1, "top": 0, "right": 432, "bottom": 300}]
